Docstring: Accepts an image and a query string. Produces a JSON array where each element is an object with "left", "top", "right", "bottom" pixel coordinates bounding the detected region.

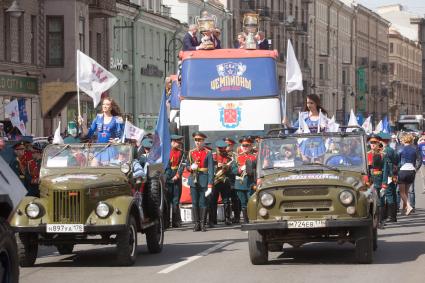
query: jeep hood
[{"left": 41, "top": 173, "right": 128, "bottom": 190}]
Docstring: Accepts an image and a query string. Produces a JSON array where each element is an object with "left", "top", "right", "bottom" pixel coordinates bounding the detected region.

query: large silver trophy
[
  {"left": 195, "top": 11, "right": 217, "bottom": 50},
  {"left": 243, "top": 13, "right": 259, "bottom": 50}
]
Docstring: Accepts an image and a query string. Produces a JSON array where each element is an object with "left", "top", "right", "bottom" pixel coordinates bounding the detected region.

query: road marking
[{"left": 158, "top": 240, "right": 233, "bottom": 274}]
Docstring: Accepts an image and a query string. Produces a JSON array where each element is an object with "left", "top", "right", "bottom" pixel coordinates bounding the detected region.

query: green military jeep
[
  {"left": 9, "top": 143, "right": 165, "bottom": 267},
  {"left": 242, "top": 129, "right": 378, "bottom": 264}
]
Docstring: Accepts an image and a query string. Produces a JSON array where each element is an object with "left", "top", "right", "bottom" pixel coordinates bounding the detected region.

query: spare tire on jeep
[{"left": 143, "top": 165, "right": 164, "bottom": 220}]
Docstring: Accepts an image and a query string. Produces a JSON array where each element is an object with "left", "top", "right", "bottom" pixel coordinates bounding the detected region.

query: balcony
[
  {"left": 89, "top": 0, "right": 117, "bottom": 18},
  {"left": 240, "top": 0, "right": 256, "bottom": 13},
  {"left": 295, "top": 22, "right": 308, "bottom": 34}
]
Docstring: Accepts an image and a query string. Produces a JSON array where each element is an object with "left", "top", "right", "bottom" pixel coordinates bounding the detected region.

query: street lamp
[
  {"left": 164, "top": 32, "right": 183, "bottom": 75},
  {"left": 6, "top": 0, "right": 24, "bottom": 18}
]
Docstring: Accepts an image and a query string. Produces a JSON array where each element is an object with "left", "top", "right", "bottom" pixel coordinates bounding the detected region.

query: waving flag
[
  {"left": 147, "top": 91, "right": 171, "bottom": 167},
  {"left": 5, "top": 99, "right": 26, "bottom": 135},
  {"left": 18, "top": 98, "right": 28, "bottom": 124},
  {"left": 122, "top": 119, "right": 145, "bottom": 145},
  {"left": 346, "top": 109, "right": 359, "bottom": 132},
  {"left": 362, "top": 116, "right": 373, "bottom": 134},
  {"left": 375, "top": 120, "right": 383, "bottom": 134},
  {"left": 77, "top": 50, "right": 118, "bottom": 108},
  {"left": 52, "top": 121, "right": 64, "bottom": 144},
  {"left": 382, "top": 116, "right": 391, "bottom": 133},
  {"left": 286, "top": 40, "right": 304, "bottom": 93}
]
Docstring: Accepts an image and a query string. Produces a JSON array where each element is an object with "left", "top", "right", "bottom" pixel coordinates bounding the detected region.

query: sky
[{"left": 355, "top": 0, "right": 425, "bottom": 16}]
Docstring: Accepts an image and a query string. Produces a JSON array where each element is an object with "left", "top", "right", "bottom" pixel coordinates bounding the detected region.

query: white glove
[
  {"left": 241, "top": 165, "right": 246, "bottom": 171},
  {"left": 205, "top": 188, "right": 212, "bottom": 197},
  {"left": 191, "top": 163, "right": 198, "bottom": 170},
  {"left": 379, "top": 189, "right": 386, "bottom": 198}
]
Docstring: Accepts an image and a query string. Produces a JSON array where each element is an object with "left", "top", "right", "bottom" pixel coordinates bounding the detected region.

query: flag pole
[
  {"left": 122, "top": 117, "right": 128, "bottom": 143},
  {"left": 76, "top": 50, "right": 81, "bottom": 119}
]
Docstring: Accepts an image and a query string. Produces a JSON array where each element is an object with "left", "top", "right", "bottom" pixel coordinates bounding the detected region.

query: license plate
[
  {"left": 46, "top": 224, "right": 84, "bottom": 233},
  {"left": 287, "top": 220, "right": 326, "bottom": 229}
]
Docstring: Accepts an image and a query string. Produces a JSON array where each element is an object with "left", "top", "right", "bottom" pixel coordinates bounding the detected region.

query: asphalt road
[{"left": 20, "top": 178, "right": 425, "bottom": 283}]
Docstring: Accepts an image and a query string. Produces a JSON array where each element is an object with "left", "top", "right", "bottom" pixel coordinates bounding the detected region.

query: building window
[
  {"left": 18, "top": 15, "right": 24, "bottom": 63},
  {"left": 319, "top": 63, "right": 324, "bottom": 80},
  {"left": 389, "top": 42, "right": 393, "bottom": 53},
  {"left": 46, "top": 16, "right": 64, "bottom": 66},
  {"left": 342, "top": 70, "right": 346, "bottom": 85},
  {"left": 3, "top": 11, "right": 11, "bottom": 61},
  {"left": 31, "top": 15, "right": 37, "bottom": 64},
  {"left": 148, "top": 0, "right": 153, "bottom": 11},
  {"left": 96, "top": 33, "right": 102, "bottom": 63},
  {"left": 289, "top": 3, "right": 293, "bottom": 16},
  {"left": 79, "top": 17, "right": 85, "bottom": 52}
]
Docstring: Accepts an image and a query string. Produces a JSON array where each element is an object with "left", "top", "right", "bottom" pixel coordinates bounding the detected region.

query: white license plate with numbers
[
  {"left": 287, "top": 220, "right": 326, "bottom": 229},
  {"left": 46, "top": 224, "right": 84, "bottom": 233}
]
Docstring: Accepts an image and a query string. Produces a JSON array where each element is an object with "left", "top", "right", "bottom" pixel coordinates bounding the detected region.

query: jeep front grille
[
  {"left": 52, "top": 190, "right": 84, "bottom": 223},
  {"left": 283, "top": 186, "right": 329, "bottom": 196},
  {"left": 281, "top": 200, "right": 332, "bottom": 213}
]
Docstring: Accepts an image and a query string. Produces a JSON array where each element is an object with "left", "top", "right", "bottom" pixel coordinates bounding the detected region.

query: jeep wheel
[
  {"left": 116, "top": 216, "right": 138, "bottom": 266},
  {"left": 146, "top": 215, "right": 164, "bottom": 253},
  {"left": 372, "top": 212, "right": 378, "bottom": 251},
  {"left": 248, "top": 230, "right": 268, "bottom": 265},
  {"left": 17, "top": 233, "right": 38, "bottom": 267},
  {"left": 144, "top": 173, "right": 163, "bottom": 219},
  {"left": 354, "top": 226, "right": 373, "bottom": 264},
  {"left": 0, "top": 219, "right": 19, "bottom": 283},
  {"left": 55, "top": 244, "right": 74, "bottom": 255}
]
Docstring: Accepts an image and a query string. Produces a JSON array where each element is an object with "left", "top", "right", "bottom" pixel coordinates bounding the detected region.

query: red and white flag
[
  {"left": 5, "top": 99, "right": 26, "bottom": 135},
  {"left": 77, "top": 50, "right": 118, "bottom": 108},
  {"left": 122, "top": 119, "right": 145, "bottom": 145}
]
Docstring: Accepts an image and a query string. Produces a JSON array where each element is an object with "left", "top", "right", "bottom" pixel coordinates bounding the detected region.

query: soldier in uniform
[
  {"left": 9, "top": 141, "right": 28, "bottom": 189},
  {"left": 187, "top": 132, "right": 214, "bottom": 232},
  {"left": 165, "top": 134, "right": 185, "bottom": 228},
  {"left": 211, "top": 140, "right": 234, "bottom": 225},
  {"left": 26, "top": 144, "right": 43, "bottom": 197},
  {"left": 232, "top": 137, "right": 257, "bottom": 224},
  {"left": 225, "top": 137, "right": 241, "bottom": 223},
  {"left": 367, "top": 134, "right": 388, "bottom": 229}
]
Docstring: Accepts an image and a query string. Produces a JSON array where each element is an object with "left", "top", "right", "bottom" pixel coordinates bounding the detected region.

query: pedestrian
[
  {"left": 237, "top": 32, "right": 247, "bottom": 49},
  {"left": 397, "top": 133, "right": 421, "bottom": 215},
  {"left": 212, "top": 140, "right": 234, "bottom": 226},
  {"left": 255, "top": 31, "right": 269, "bottom": 50},
  {"left": 26, "top": 144, "right": 43, "bottom": 197},
  {"left": 182, "top": 24, "right": 203, "bottom": 51},
  {"left": 79, "top": 97, "right": 124, "bottom": 143},
  {"left": 165, "top": 134, "right": 185, "bottom": 228},
  {"left": 418, "top": 133, "right": 425, "bottom": 194},
  {"left": 232, "top": 137, "right": 257, "bottom": 224},
  {"left": 9, "top": 141, "right": 27, "bottom": 187},
  {"left": 187, "top": 131, "right": 214, "bottom": 232}
]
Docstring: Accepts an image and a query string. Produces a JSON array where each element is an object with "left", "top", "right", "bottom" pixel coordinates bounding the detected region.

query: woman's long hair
[
  {"left": 304, "top": 94, "right": 328, "bottom": 115},
  {"left": 101, "top": 97, "right": 122, "bottom": 117}
]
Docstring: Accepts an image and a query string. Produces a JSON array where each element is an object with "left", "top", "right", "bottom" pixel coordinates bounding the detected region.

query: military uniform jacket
[
  {"left": 367, "top": 149, "right": 388, "bottom": 188},
  {"left": 212, "top": 152, "right": 233, "bottom": 184},
  {"left": 9, "top": 156, "right": 26, "bottom": 185},
  {"left": 232, "top": 152, "right": 257, "bottom": 191},
  {"left": 383, "top": 145, "right": 397, "bottom": 178},
  {"left": 165, "top": 148, "right": 184, "bottom": 183},
  {"left": 186, "top": 147, "right": 214, "bottom": 188}
]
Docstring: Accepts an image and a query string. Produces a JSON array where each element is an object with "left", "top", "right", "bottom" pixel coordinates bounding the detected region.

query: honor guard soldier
[
  {"left": 9, "top": 141, "right": 28, "bottom": 189},
  {"left": 26, "top": 144, "right": 43, "bottom": 197},
  {"left": 367, "top": 134, "right": 388, "bottom": 229},
  {"left": 232, "top": 137, "right": 257, "bottom": 224},
  {"left": 187, "top": 132, "right": 214, "bottom": 232},
  {"left": 379, "top": 132, "right": 399, "bottom": 223},
  {"left": 225, "top": 137, "right": 241, "bottom": 223},
  {"left": 165, "top": 134, "right": 185, "bottom": 228},
  {"left": 212, "top": 140, "right": 234, "bottom": 225}
]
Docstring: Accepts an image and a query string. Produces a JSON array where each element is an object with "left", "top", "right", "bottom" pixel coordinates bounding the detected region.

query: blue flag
[
  {"left": 382, "top": 116, "right": 391, "bottom": 134},
  {"left": 169, "top": 80, "right": 181, "bottom": 110},
  {"left": 147, "top": 91, "right": 171, "bottom": 168},
  {"left": 18, "top": 98, "right": 28, "bottom": 124}
]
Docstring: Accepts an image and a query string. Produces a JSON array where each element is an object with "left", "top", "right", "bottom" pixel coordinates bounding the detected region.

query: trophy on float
[
  {"left": 243, "top": 13, "right": 259, "bottom": 50},
  {"left": 195, "top": 11, "right": 217, "bottom": 50}
]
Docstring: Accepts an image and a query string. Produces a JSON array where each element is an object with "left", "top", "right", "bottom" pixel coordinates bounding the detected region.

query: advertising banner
[{"left": 180, "top": 98, "right": 281, "bottom": 131}]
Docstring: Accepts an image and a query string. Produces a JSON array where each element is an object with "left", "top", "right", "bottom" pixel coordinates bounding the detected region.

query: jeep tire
[
  {"left": 144, "top": 173, "right": 162, "bottom": 219},
  {"left": 55, "top": 244, "right": 74, "bottom": 255},
  {"left": 0, "top": 219, "right": 19, "bottom": 283},
  {"left": 354, "top": 225, "right": 373, "bottom": 264},
  {"left": 116, "top": 216, "right": 137, "bottom": 266},
  {"left": 248, "top": 230, "right": 268, "bottom": 265},
  {"left": 17, "top": 233, "right": 38, "bottom": 267},
  {"left": 146, "top": 214, "right": 164, "bottom": 253}
]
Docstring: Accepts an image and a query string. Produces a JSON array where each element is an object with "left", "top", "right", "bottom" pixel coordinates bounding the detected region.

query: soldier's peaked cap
[
  {"left": 225, "top": 137, "right": 236, "bottom": 145},
  {"left": 239, "top": 136, "right": 253, "bottom": 144},
  {"left": 142, "top": 138, "right": 153, "bottom": 148},
  {"left": 192, "top": 131, "right": 207, "bottom": 139},
  {"left": 171, "top": 134, "right": 183, "bottom": 141},
  {"left": 215, "top": 140, "right": 228, "bottom": 148},
  {"left": 368, "top": 134, "right": 381, "bottom": 143},
  {"left": 378, "top": 132, "right": 391, "bottom": 140},
  {"left": 12, "top": 141, "right": 26, "bottom": 149}
]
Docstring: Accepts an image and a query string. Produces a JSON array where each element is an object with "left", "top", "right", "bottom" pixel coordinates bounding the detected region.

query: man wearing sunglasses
[
  {"left": 232, "top": 137, "right": 257, "bottom": 224},
  {"left": 187, "top": 131, "right": 214, "bottom": 232}
]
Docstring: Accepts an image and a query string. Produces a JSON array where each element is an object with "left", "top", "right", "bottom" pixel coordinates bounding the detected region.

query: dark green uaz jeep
[
  {"left": 242, "top": 129, "right": 378, "bottom": 264},
  {"left": 10, "top": 143, "right": 165, "bottom": 266}
]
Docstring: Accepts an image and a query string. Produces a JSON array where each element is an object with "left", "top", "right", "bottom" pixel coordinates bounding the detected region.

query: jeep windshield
[
  {"left": 258, "top": 134, "right": 367, "bottom": 176},
  {"left": 44, "top": 144, "right": 133, "bottom": 168}
]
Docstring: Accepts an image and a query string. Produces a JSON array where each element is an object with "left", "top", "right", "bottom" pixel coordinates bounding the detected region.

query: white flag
[
  {"left": 285, "top": 39, "right": 304, "bottom": 93},
  {"left": 123, "top": 120, "right": 145, "bottom": 145},
  {"left": 318, "top": 109, "right": 330, "bottom": 133},
  {"left": 5, "top": 99, "right": 26, "bottom": 135},
  {"left": 374, "top": 120, "right": 383, "bottom": 134},
  {"left": 327, "top": 116, "right": 340, "bottom": 132},
  {"left": 346, "top": 109, "right": 359, "bottom": 132},
  {"left": 77, "top": 50, "right": 118, "bottom": 108},
  {"left": 296, "top": 112, "right": 310, "bottom": 134},
  {"left": 362, "top": 116, "right": 373, "bottom": 134},
  {"left": 52, "top": 121, "right": 64, "bottom": 144}
]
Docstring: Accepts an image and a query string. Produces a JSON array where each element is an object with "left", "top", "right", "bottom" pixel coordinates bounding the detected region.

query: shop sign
[{"left": 0, "top": 75, "right": 38, "bottom": 94}]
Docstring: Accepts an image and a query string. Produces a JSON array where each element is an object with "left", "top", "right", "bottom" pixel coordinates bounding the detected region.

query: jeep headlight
[
  {"left": 96, "top": 202, "right": 111, "bottom": 218},
  {"left": 121, "top": 163, "right": 131, "bottom": 174},
  {"left": 26, "top": 203, "right": 41, "bottom": 219},
  {"left": 260, "top": 192, "right": 275, "bottom": 207},
  {"left": 339, "top": 190, "right": 354, "bottom": 205}
]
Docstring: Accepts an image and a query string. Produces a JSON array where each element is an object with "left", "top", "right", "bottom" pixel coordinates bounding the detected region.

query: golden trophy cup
[
  {"left": 243, "top": 13, "right": 259, "bottom": 50},
  {"left": 196, "top": 11, "right": 216, "bottom": 50}
]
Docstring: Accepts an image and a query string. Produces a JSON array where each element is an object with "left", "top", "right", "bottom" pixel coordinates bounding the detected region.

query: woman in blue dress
[
  {"left": 292, "top": 94, "right": 328, "bottom": 162},
  {"left": 80, "top": 97, "right": 124, "bottom": 164}
]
